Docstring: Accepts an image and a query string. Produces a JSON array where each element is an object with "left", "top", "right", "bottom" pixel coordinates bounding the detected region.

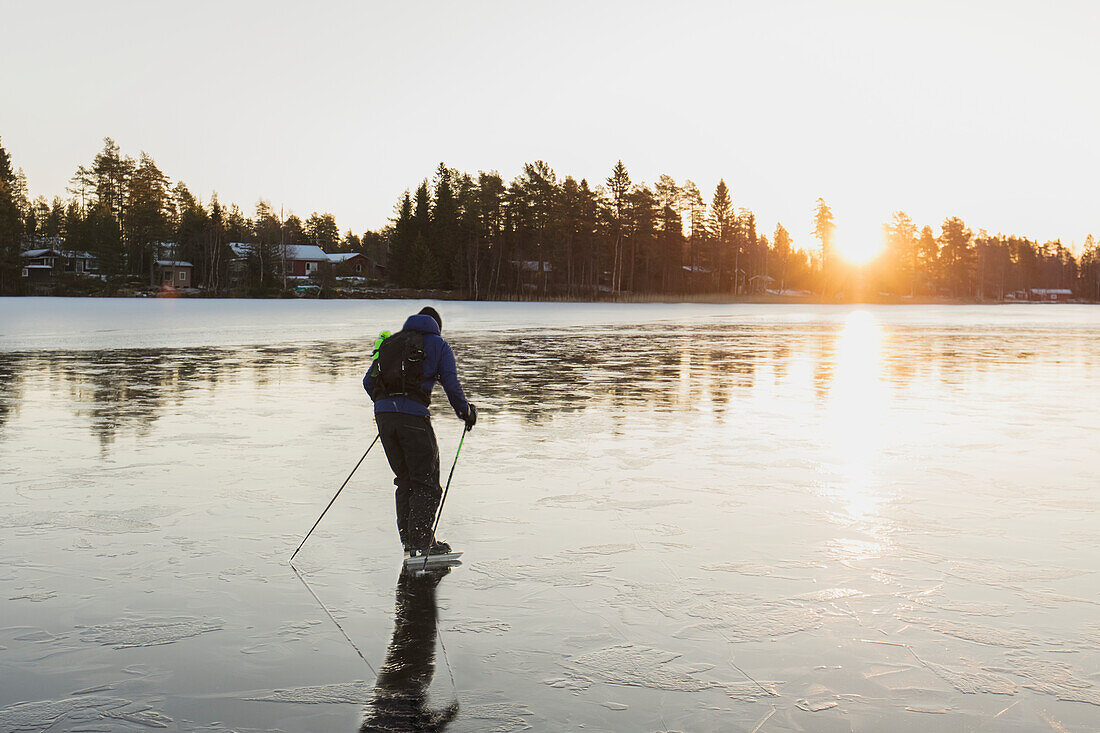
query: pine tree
[
  {"left": 89, "top": 138, "right": 134, "bottom": 230},
  {"left": 939, "top": 216, "right": 973, "bottom": 297},
  {"left": 430, "top": 163, "right": 460, "bottom": 288},
  {"left": 812, "top": 198, "right": 836, "bottom": 294},
  {"left": 738, "top": 209, "right": 757, "bottom": 294},
  {"left": 305, "top": 212, "right": 340, "bottom": 251},
  {"left": 606, "top": 161, "right": 631, "bottom": 293},
  {"left": 917, "top": 225, "right": 938, "bottom": 294},
  {"left": 476, "top": 172, "right": 506, "bottom": 297},
  {"left": 253, "top": 200, "right": 283, "bottom": 291},
  {"left": 78, "top": 203, "right": 125, "bottom": 282},
  {"left": 710, "top": 180, "right": 733, "bottom": 291},
  {"left": 126, "top": 153, "right": 172, "bottom": 283},
  {"left": 282, "top": 214, "right": 305, "bottom": 245},
  {"left": 886, "top": 211, "right": 918, "bottom": 295},
  {"left": 389, "top": 191, "right": 415, "bottom": 287},
  {"left": 627, "top": 184, "right": 658, "bottom": 292},
  {"left": 681, "top": 181, "right": 708, "bottom": 292},
  {"left": 577, "top": 178, "right": 600, "bottom": 296},
  {"left": 655, "top": 175, "right": 682, "bottom": 292},
  {"left": 773, "top": 223, "right": 793, "bottom": 292},
  {"left": 0, "top": 137, "right": 27, "bottom": 294},
  {"left": 341, "top": 230, "right": 361, "bottom": 252}
]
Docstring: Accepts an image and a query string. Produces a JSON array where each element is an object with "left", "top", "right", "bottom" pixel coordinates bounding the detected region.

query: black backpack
[{"left": 368, "top": 330, "right": 431, "bottom": 406}]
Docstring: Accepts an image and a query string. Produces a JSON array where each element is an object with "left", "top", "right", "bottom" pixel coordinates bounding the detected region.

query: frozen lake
[{"left": 1, "top": 298, "right": 1098, "bottom": 731}]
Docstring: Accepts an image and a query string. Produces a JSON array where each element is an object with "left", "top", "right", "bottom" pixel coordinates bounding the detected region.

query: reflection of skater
[
  {"left": 360, "top": 568, "right": 457, "bottom": 732},
  {"left": 364, "top": 307, "right": 476, "bottom": 559}
]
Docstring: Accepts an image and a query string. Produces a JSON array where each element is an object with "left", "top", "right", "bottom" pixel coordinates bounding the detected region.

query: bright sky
[{"left": 3, "top": 0, "right": 1098, "bottom": 258}]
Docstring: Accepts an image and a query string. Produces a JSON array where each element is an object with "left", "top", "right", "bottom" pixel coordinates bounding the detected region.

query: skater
[{"left": 364, "top": 306, "right": 476, "bottom": 559}]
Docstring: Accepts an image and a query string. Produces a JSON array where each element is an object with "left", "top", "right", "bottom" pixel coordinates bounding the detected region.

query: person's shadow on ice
[{"left": 360, "top": 568, "right": 457, "bottom": 732}]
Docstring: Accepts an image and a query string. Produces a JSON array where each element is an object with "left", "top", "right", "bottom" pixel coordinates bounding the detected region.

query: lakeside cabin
[
  {"left": 228, "top": 243, "right": 385, "bottom": 288},
  {"left": 1028, "top": 288, "right": 1074, "bottom": 302},
  {"left": 154, "top": 260, "right": 194, "bottom": 287},
  {"left": 328, "top": 252, "right": 373, "bottom": 277},
  {"left": 228, "top": 243, "right": 329, "bottom": 278},
  {"left": 20, "top": 248, "right": 100, "bottom": 292}
]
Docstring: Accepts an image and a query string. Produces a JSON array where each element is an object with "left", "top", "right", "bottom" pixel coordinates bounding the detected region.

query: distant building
[
  {"left": 20, "top": 248, "right": 100, "bottom": 291},
  {"left": 748, "top": 274, "right": 776, "bottom": 294},
  {"left": 228, "top": 243, "right": 332, "bottom": 279},
  {"left": 509, "top": 260, "right": 553, "bottom": 292},
  {"left": 154, "top": 260, "right": 194, "bottom": 287},
  {"left": 1028, "top": 288, "right": 1074, "bottom": 302},
  {"left": 327, "top": 252, "right": 373, "bottom": 277},
  {"left": 282, "top": 244, "right": 330, "bottom": 277}
]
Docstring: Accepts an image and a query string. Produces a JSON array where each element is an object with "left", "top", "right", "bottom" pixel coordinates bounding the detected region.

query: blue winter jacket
[{"left": 363, "top": 314, "right": 470, "bottom": 419}]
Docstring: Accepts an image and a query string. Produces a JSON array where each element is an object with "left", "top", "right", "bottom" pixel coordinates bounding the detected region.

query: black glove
[{"left": 463, "top": 403, "right": 478, "bottom": 432}]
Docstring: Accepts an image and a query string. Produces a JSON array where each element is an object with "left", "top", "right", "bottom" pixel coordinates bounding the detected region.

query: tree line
[
  {"left": 383, "top": 161, "right": 1098, "bottom": 301},
  {"left": 1, "top": 136, "right": 1097, "bottom": 299},
  {"left": 0, "top": 137, "right": 380, "bottom": 294}
]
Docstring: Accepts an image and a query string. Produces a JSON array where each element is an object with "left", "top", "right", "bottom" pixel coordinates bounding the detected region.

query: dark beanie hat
[{"left": 418, "top": 306, "right": 442, "bottom": 330}]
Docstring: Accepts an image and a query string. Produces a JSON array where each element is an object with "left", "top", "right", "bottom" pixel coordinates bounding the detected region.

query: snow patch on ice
[
  {"left": 243, "top": 681, "right": 371, "bottom": 704},
  {"left": 900, "top": 615, "right": 1039, "bottom": 648},
  {"left": 0, "top": 695, "right": 171, "bottom": 732},
  {"left": 447, "top": 620, "right": 511, "bottom": 635},
  {"left": 923, "top": 661, "right": 1017, "bottom": 695},
  {"left": 560, "top": 644, "right": 779, "bottom": 700},
  {"left": 992, "top": 654, "right": 1100, "bottom": 707},
  {"left": 79, "top": 617, "right": 224, "bottom": 648}
]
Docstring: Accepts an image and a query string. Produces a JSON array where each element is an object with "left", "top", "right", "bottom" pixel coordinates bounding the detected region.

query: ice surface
[
  {"left": 899, "top": 615, "right": 1038, "bottom": 648},
  {"left": 995, "top": 654, "right": 1100, "bottom": 706},
  {"left": 2, "top": 301, "right": 1099, "bottom": 731},
  {"left": 559, "top": 644, "right": 779, "bottom": 700},
  {"left": 796, "top": 697, "right": 840, "bottom": 712},
  {"left": 243, "top": 681, "right": 371, "bottom": 703},
  {"left": 923, "top": 661, "right": 1017, "bottom": 695},
  {"left": 681, "top": 592, "right": 825, "bottom": 642},
  {"left": 79, "top": 617, "right": 224, "bottom": 648},
  {"left": 8, "top": 589, "right": 58, "bottom": 602},
  {"left": 458, "top": 699, "right": 535, "bottom": 732},
  {"left": 0, "top": 695, "right": 171, "bottom": 732},
  {"left": 446, "top": 620, "right": 511, "bottom": 635}
]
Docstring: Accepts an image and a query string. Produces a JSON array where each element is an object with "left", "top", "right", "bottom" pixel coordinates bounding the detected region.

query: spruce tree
[
  {"left": 606, "top": 161, "right": 631, "bottom": 293},
  {"left": 0, "top": 138, "right": 27, "bottom": 294},
  {"left": 127, "top": 153, "right": 172, "bottom": 283},
  {"left": 711, "top": 180, "right": 733, "bottom": 291},
  {"left": 812, "top": 198, "right": 836, "bottom": 293}
]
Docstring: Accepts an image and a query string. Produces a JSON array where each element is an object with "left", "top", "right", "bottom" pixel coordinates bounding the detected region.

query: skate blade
[{"left": 402, "top": 551, "right": 463, "bottom": 568}]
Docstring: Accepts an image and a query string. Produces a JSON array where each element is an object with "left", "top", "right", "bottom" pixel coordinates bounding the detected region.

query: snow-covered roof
[
  {"left": 22, "top": 248, "right": 96, "bottom": 259},
  {"left": 511, "top": 260, "right": 552, "bottom": 271},
  {"left": 327, "top": 252, "right": 362, "bottom": 263},
  {"left": 285, "top": 244, "right": 329, "bottom": 261},
  {"left": 23, "top": 264, "right": 52, "bottom": 269},
  {"left": 156, "top": 260, "right": 194, "bottom": 267},
  {"left": 226, "top": 242, "right": 331, "bottom": 261}
]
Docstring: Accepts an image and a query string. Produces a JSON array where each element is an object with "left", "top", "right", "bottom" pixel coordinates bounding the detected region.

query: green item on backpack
[{"left": 368, "top": 330, "right": 431, "bottom": 406}]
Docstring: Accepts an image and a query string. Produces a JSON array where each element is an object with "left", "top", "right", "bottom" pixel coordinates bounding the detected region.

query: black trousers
[{"left": 376, "top": 412, "right": 441, "bottom": 550}]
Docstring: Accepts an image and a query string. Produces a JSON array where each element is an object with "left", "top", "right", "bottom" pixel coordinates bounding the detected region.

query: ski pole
[
  {"left": 422, "top": 427, "right": 467, "bottom": 571},
  {"left": 290, "top": 434, "right": 379, "bottom": 562}
]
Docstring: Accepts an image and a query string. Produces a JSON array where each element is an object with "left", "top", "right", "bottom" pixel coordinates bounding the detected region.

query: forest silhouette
[{"left": 1, "top": 137, "right": 1096, "bottom": 300}]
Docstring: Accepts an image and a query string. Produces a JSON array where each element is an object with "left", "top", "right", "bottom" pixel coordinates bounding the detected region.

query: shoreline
[{"left": 6, "top": 290, "right": 1095, "bottom": 305}]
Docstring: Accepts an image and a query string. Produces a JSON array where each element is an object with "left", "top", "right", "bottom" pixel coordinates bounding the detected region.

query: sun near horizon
[{"left": 834, "top": 222, "right": 888, "bottom": 266}]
